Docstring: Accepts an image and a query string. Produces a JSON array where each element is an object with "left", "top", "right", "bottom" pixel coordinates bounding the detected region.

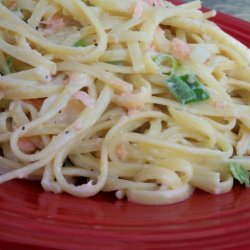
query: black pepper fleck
[
  {"left": 94, "top": 42, "right": 98, "bottom": 46},
  {"left": 65, "top": 131, "right": 70, "bottom": 134},
  {"left": 58, "top": 110, "right": 62, "bottom": 113},
  {"left": 35, "top": 26, "right": 39, "bottom": 30},
  {"left": 22, "top": 126, "right": 25, "bottom": 130}
]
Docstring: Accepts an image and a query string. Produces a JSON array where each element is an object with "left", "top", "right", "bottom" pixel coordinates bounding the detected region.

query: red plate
[{"left": 1, "top": 4, "right": 250, "bottom": 250}]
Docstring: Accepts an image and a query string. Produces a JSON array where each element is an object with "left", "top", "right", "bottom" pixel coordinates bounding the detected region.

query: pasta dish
[{"left": 0, "top": 0, "right": 249, "bottom": 205}]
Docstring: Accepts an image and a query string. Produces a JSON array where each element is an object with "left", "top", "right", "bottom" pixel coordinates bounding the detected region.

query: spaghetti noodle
[{"left": 0, "top": 0, "right": 249, "bottom": 205}]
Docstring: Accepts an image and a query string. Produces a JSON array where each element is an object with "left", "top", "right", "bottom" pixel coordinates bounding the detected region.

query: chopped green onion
[
  {"left": 153, "top": 54, "right": 179, "bottom": 74},
  {"left": 154, "top": 53, "right": 210, "bottom": 105},
  {"left": 74, "top": 39, "right": 87, "bottom": 47},
  {"left": 165, "top": 73, "right": 210, "bottom": 104},
  {"left": 107, "top": 61, "right": 125, "bottom": 66},
  {"left": 180, "top": 74, "right": 210, "bottom": 103},
  {"left": 166, "top": 74, "right": 196, "bottom": 104},
  {"left": 229, "top": 162, "right": 250, "bottom": 188}
]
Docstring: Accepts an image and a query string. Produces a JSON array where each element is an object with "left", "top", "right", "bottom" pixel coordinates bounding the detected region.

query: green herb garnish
[
  {"left": 180, "top": 74, "right": 210, "bottom": 103},
  {"left": 229, "top": 162, "right": 250, "bottom": 188},
  {"left": 166, "top": 74, "right": 196, "bottom": 104},
  {"left": 153, "top": 53, "right": 210, "bottom": 104},
  {"left": 153, "top": 54, "right": 179, "bottom": 74},
  {"left": 73, "top": 39, "right": 87, "bottom": 47}
]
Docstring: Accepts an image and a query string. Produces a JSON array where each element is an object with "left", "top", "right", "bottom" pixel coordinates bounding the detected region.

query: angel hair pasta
[{"left": 0, "top": 0, "right": 249, "bottom": 205}]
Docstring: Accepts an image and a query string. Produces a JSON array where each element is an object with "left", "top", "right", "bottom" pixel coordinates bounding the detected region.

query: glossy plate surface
[{"left": 1, "top": 5, "right": 250, "bottom": 250}]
